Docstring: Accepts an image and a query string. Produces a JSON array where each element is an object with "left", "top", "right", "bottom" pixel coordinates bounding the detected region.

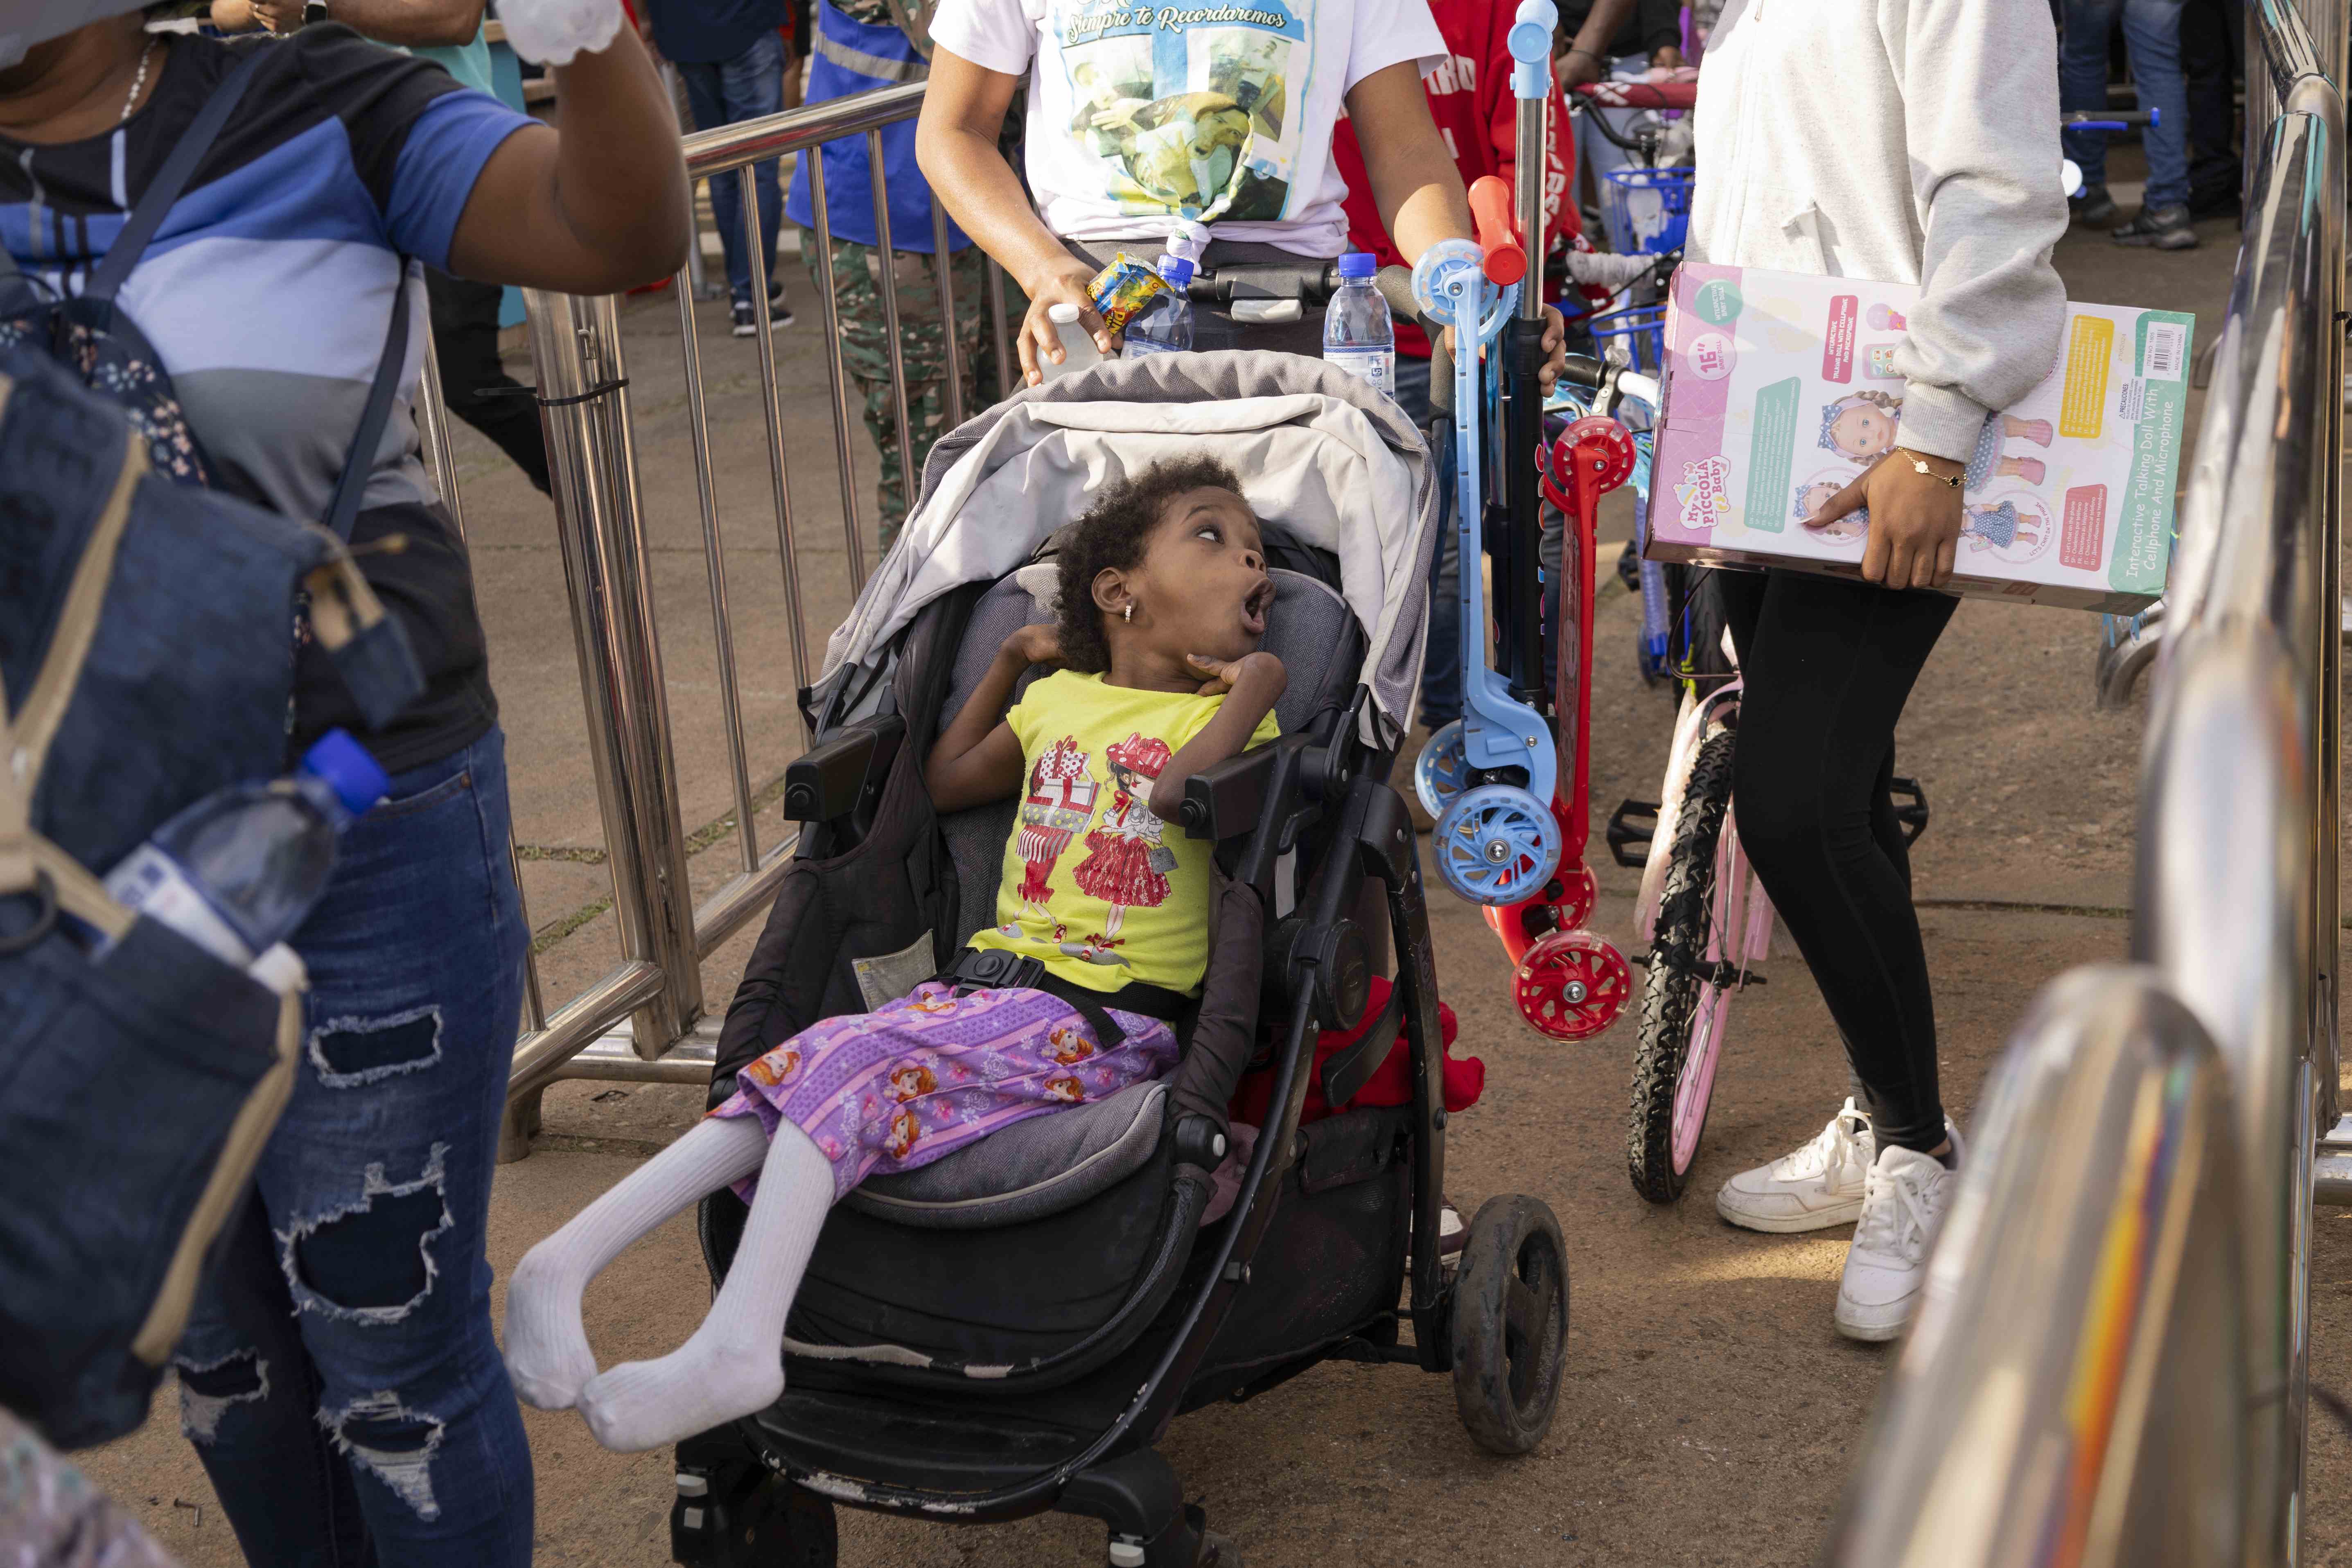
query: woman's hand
[
  {"left": 1004, "top": 623, "right": 1064, "bottom": 668},
  {"left": 1187, "top": 651, "right": 1286, "bottom": 698},
  {"left": 1809, "top": 449, "right": 1967, "bottom": 590},
  {"left": 1019, "top": 259, "right": 1113, "bottom": 386}
]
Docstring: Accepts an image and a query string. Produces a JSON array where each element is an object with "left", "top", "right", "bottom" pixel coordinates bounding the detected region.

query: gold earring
[{"left": 1123, "top": 602, "right": 1133, "bottom": 622}]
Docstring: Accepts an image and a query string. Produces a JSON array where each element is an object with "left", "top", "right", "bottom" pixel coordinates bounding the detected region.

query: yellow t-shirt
[{"left": 965, "top": 670, "right": 1281, "bottom": 996}]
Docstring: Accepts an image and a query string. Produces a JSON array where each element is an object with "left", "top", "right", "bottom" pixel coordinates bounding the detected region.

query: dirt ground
[{"left": 72, "top": 169, "right": 2352, "bottom": 1566}]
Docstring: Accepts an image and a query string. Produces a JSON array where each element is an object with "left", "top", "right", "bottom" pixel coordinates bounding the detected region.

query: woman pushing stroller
[{"left": 504, "top": 455, "right": 1286, "bottom": 1451}]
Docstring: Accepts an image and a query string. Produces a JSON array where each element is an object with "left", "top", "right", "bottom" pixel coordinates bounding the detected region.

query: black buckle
[{"left": 946, "top": 946, "right": 1046, "bottom": 993}]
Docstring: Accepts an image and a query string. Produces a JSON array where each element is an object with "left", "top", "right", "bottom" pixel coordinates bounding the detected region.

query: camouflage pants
[{"left": 810, "top": 239, "right": 995, "bottom": 546}]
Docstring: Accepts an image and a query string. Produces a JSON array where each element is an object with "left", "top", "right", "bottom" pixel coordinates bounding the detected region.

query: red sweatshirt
[{"left": 1332, "top": 0, "right": 1580, "bottom": 358}]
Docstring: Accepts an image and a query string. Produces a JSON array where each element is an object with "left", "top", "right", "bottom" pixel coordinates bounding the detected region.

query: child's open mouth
[{"left": 1240, "top": 578, "right": 1273, "bottom": 636}]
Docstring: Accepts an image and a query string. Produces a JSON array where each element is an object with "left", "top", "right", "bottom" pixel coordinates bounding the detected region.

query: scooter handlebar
[{"left": 1468, "top": 176, "right": 1528, "bottom": 286}]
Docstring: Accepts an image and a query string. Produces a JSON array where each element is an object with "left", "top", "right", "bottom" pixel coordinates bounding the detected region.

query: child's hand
[
  {"left": 1188, "top": 651, "right": 1285, "bottom": 697},
  {"left": 1003, "top": 624, "right": 1065, "bottom": 668}
]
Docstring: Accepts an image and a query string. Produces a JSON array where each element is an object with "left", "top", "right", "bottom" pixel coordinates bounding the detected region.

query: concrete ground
[{"left": 73, "top": 162, "right": 2352, "bottom": 1565}]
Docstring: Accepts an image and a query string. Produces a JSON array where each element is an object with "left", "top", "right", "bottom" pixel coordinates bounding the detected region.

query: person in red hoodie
[{"left": 1332, "top": 0, "right": 1616, "bottom": 743}]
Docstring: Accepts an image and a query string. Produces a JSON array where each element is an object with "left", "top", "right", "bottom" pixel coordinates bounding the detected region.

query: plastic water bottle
[
  {"left": 1124, "top": 255, "right": 1196, "bottom": 356},
  {"left": 1323, "top": 252, "right": 1395, "bottom": 397},
  {"left": 103, "top": 729, "right": 388, "bottom": 990},
  {"left": 1042, "top": 302, "right": 1104, "bottom": 381}
]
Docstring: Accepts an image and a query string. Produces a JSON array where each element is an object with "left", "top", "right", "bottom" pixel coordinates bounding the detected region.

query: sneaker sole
[
  {"left": 1833, "top": 1306, "right": 1909, "bottom": 1342},
  {"left": 1714, "top": 1191, "right": 1865, "bottom": 1233}
]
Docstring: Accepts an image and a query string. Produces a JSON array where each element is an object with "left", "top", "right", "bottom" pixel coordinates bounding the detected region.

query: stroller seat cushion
[{"left": 844, "top": 1080, "right": 1167, "bottom": 1230}]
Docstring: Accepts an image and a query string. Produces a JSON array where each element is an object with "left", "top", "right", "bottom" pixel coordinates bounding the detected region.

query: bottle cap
[
  {"left": 1336, "top": 251, "right": 1377, "bottom": 279},
  {"left": 1048, "top": 302, "right": 1082, "bottom": 324},
  {"left": 1155, "top": 254, "right": 1195, "bottom": 288},
  {"left": 300, "top": 729, "right": 391, "bottom": 817},
  {"left": 247, "top": 943, "right": 307, "bottom": 996}
]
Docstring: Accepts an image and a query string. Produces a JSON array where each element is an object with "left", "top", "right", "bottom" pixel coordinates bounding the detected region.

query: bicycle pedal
[{"left": 1606, "top": 798, "right": 1659, "bottom": 868}]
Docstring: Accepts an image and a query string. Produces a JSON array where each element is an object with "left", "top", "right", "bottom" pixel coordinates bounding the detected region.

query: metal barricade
[
  {"left": 410, "top": 82, "right": 1016, "bottom": 1154},
  {"left": 1837, "top": 5, "right": 2344, "bottom": 1561}
]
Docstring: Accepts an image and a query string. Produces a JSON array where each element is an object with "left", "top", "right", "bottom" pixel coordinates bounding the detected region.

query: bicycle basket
[{"left": 1602, "top": 166, "right": 1695, "bottom": 257}]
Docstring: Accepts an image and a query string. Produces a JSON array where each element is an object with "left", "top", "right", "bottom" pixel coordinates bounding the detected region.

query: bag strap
[
  {"left": 82, "top": 45, "right": 273, "bottom": 308},
  {"left": 321, "top": 262, "right": 413, "bottom": 541}
]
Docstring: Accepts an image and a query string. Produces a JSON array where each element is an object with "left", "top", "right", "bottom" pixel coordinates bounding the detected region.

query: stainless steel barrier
[
  {"left": 1835, "top": 5, "right": 2344, "bottom": 1561},
  {"left": 1830, "top": 968, "right": 2248, "bottom": 1568},
  {"left": 407, "top": 82, "right": 1015, "bottom": 1155}
]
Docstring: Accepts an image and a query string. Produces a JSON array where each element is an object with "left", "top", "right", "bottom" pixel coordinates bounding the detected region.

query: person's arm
[
  {"left": 1345, "top": 61, "right": 1570, "bottom": 391},
  {"left": 915, "top": 49, "right": 1113, "bottom": 386},
  {"left": 442, "top": 25, "right": 690, "bottom": 293},
  {"left": 1557, "top": 0, "right": 1634, "bottom": 86},
  {"left": 210, "top": 0, "right": 260, "bottom": 30},
  {"left": 926, "top": 625, "right": 1063, "bottom": 813},
  {"left": 1808, "top": 0, "right": 2066, "bottom": 590},
  {"left": 1147, "top": 654, "right": 1286, "bottom": 821},
  {"left": 251, "top": 0, "right": 485, "bottom": 44}
]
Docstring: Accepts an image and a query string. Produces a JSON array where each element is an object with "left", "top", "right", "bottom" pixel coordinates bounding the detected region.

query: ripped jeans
[{"left": 174, "top": 727, "right": 531, "bottom": 1567}]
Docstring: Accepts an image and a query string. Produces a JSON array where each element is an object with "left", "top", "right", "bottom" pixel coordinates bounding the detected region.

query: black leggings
[{"left": 1714, "top": 569, "right": 1957, "bottom": 1153}]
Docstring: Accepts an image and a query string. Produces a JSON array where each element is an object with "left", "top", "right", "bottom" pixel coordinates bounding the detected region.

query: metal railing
[
  {"left": 413, "top": 82, "right": 1014, "bottom": 1153},
  {"left": 1835, "top": 5, "right": 2344, "bottom": 1561}
]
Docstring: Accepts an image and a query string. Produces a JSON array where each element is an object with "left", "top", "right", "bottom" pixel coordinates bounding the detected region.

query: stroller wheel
[
  {"left": 1412, "top": 720, "right": 1472, "bottom": 819},
  {"left": 1513, "top": 929, "right": 1632, "bottom": 1041},
  {"left": 738, "top": 1480, "right": 837, "bottom": 1567},
  {"left": 1450, "top": 1195, "right": 1570, "bottom": 1455},
  {"left": 1432, "top": 786, "right": 1561, "bottom": 906}
]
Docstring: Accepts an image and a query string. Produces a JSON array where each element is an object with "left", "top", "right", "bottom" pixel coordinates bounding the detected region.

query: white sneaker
[
  {"left": 1833, "top": 1135, "right": 1964, "bottom": 1343},
  {"left": 1714, "top": 1098, "right": 1874, "bottom": 1233}
]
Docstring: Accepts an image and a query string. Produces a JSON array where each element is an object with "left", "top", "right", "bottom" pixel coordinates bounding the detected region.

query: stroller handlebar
[{"left": 1183, "top": 261, "right": 1431, "bottom": 326}]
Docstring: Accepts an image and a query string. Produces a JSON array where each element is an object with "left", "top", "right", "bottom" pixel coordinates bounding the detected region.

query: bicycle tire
[{"left": 1627, "top": 725, "right": 1736, "bottom": 1204}]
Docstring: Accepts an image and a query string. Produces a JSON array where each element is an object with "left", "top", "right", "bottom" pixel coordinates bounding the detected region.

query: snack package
[
  {"left": 1089, "top": 254, "right": 1171, "bottom": 335},
  {"left": 1648, "top": 263, "right": 2194, "bottom": 613}
]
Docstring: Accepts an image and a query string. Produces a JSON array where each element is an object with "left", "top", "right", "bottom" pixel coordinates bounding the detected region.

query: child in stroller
[{"left": 503, "top": 456, "right": 1288, "bottom": 1454}]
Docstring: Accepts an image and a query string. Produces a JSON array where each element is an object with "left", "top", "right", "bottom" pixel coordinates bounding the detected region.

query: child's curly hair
[{"left": 1054, "top": 453, "right": 1246, "bottom": 675}]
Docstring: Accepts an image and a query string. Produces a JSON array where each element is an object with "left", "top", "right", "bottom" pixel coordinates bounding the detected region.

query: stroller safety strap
[{"left": 937, "top": 945, "right": 1194, "bottom": 1052}]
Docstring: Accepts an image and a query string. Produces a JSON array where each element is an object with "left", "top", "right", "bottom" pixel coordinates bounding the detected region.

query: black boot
[
  {"left": 2069, "top": 184, "right": 2119, "bottom": 228},
  {"left": 2112, "top": 203, "right": 2199, "bottom": 250}
]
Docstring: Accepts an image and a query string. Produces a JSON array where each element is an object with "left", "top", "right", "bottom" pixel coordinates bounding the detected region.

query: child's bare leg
[
  {"left": 502, "top": 1115, "right": 768, "bottom": 1409},
  {"left": 576, "top": 1123, "right": 835, "bottom": 1452}
]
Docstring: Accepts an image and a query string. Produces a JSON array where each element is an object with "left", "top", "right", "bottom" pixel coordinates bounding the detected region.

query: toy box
[{"left": 1647, "top": 262, "right": 2193, "bottom": 612}]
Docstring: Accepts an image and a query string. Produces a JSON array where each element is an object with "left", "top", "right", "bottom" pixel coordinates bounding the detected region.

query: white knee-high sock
[
  {"left": 576, "top": 1122, "right": 835, "bottom": 1453},
  {"left": 502, "top": 1114, "right": 770, "bottom": 1410}
]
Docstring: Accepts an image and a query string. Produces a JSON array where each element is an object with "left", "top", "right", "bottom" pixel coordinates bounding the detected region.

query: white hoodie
[{"left": 1687, "top": 0, "right": 2070, "bottom": 466}]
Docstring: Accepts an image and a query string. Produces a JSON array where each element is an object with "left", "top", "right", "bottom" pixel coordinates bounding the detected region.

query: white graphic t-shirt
[{"left": 932, "top": 0, "right": 1444, "bottom": 256}]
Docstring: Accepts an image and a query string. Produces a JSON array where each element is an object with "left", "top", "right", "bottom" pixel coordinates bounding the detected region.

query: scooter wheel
[
  {"left": 1552, "top": 415, "right": 1637, "bottom": 497},
  {"left": 1433, "top": 786, "right": 1561, "bottom": 907},
  {"left": 1514, "top": 929, "right": 1633, "bottom": 1041},
  {"left": 1413, "top": 720, "right": 1473, "bottom": 819},
  {"left": 1482, "top": 863, "right": 1595, "bottom": 967}
]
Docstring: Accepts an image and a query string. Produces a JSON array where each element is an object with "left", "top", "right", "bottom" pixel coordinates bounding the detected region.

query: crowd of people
[{"left": 0, "top": 0, "right": 2232, "bottom": 1560}]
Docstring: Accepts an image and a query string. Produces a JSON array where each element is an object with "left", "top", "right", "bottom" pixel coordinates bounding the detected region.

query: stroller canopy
[{"left": 817, "top": 352, "right": 1440, "bottom": 738}]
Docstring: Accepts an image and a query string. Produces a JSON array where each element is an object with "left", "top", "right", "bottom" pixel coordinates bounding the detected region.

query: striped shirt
[{"left": 0, "top": 27, "right": 536, "bottom": 770}]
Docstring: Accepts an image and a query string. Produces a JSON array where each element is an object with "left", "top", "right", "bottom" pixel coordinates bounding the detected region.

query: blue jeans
[
  {"left": 677, "top": 31, "right": 787, "bottom": 307},
  {"left": 1394, "top": 354, "right": 1461, "bottom": 729},
  {"left": 1579, "top": 52, "right": 1657, "bottom": 254},
  {"left": 2063, "top": 0, "right": 2192, "bottom": 209},
  {"left": 174, "top": 727, "right": 531, "bottom": 1568}
]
